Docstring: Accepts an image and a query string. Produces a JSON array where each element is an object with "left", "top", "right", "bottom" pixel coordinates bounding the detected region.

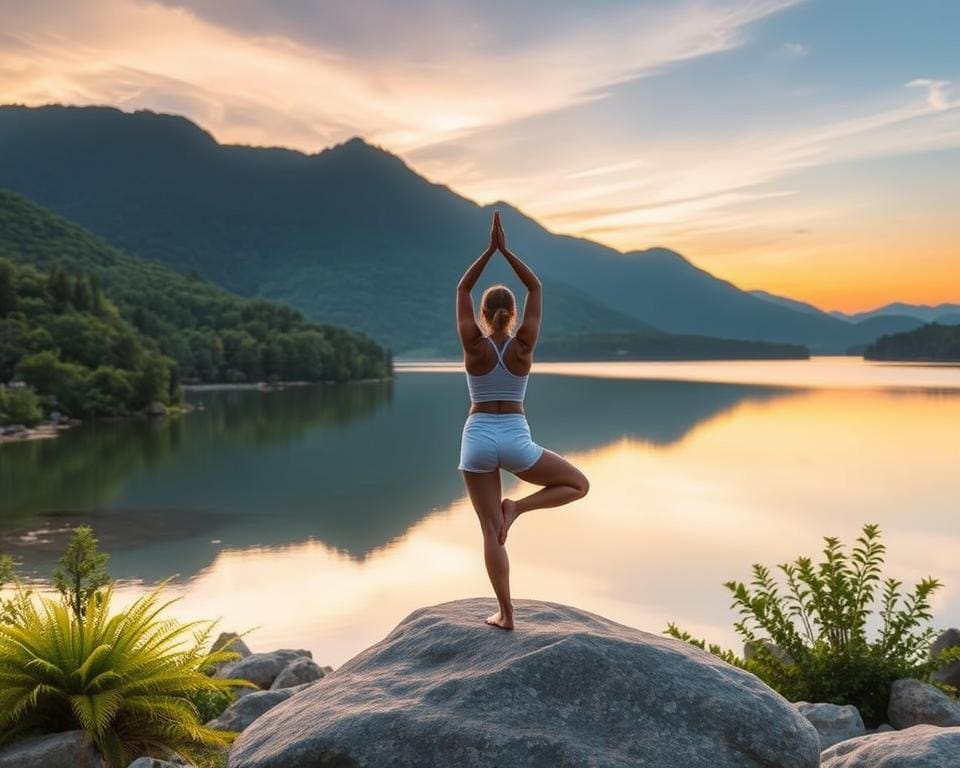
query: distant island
[{"left": 864, "top": 323, "right": 960, "bottom": 362}]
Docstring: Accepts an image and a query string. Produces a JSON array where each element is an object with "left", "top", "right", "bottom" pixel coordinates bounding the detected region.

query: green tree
[
  {"left": 51, "top": 525, "right": 111, "bottom": 621},
  {"left": 0, "top": 258, "right": 15, "bottom": 316}
]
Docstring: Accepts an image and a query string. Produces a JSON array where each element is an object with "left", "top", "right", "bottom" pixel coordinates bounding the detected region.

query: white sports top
[{"left": 465, "top": 336, "right": 529, "bottom": 403}]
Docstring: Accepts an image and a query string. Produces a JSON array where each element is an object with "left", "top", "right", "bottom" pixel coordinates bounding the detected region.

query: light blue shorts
[{"left": 458, "top": 413, "right": 545, "bottom": 474}]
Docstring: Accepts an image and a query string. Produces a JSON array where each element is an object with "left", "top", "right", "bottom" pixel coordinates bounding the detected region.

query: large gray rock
[
  {"left": 216, "top": 649, "right": 311, "bottom": 689},
  {"left": 0, "top": 731, "right": 103, "bottom": 768},
  {"left": 888, "top": 678, "right": 960, "bottom": 729},
  {"left": 931, "top": 628, "right": 960, "bottom": 688},
  {"left": 208, "top": 687, "right": 305, "bottom": 732},
  {"left": 269, "top": 657, "right": 327, "bottom": 690},
  {"left": 793, "top": 701, "right": 865, "bottom": 749},
  {"left": 820, "top": 725, "right": 960, "bottom": 767},
  {"left": 229, "top": 598, "right": 820, "bottom": 768}
]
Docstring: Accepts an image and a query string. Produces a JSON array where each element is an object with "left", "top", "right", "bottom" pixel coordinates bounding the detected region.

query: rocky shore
[{"left": 2, "top": 598, "right": 958, "bottom": 768}]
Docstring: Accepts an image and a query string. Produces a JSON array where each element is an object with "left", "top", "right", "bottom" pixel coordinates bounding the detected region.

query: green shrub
[
  {"left": 0, "top": 585, "right": 252, "bottom": 767},
  {"left": 0, "top": 387, "right": 43, "bottom": 426},
  {"left": 666, "top": 524, "right": 958, "bottom": 725}
]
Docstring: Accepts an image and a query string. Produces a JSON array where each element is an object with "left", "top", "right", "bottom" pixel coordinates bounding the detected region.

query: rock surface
[
  {"left": 127, "top": 759, "right": 190, "bottom": 768},
  {"left": 820, "top": 725, "right": 960, "bottom": 767},
  {"left": 208, "top": 687, "right": 308, "bottom": 732},
  {"left": 212, "top": 631, "right": 253, "bottom": 660},
  {"left": 931, "top": 628, "right": 960, "bottom": 688},
  {"left": 269, "top": 657, "right": 327, "bottom": 690},
  {"left": 229, "top": 598, "right": 820, "bottom": 768},
  {"left": 216, "top": 649, "right": 312, "bottom": 689},
  {"left": 793, "top": 702, "right": 865, "bottom": 749},
  {"left": 887, "top": 678, "right": 960, "bottom": 729},
  {"left": 0, "top": 731, "right": 103, "bottom": 768}
]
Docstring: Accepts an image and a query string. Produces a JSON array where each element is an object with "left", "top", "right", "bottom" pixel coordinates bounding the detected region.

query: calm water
[{"left": 2, "top": 358, "right": 959, "bottom": 667}]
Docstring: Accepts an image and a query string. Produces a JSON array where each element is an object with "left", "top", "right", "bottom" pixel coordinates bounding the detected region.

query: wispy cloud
[
  {"left": 907, "top": 78, "right": 952, "bottom": 111},
  {"left": 781, "top": 41, "right": 809, "bottom": 58}
]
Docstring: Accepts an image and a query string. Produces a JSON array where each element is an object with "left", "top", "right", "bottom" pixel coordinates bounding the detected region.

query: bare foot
[
  {"left": 499, "top": 498, "right": 519, "bottom": 545},
  {"left": 485, "top": 611, "right": 514, "bottom": 630}
]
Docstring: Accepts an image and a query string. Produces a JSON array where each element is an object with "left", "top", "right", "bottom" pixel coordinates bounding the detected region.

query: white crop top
[{"left": 465, "top": 336, "right": 529, "bottom": 403}]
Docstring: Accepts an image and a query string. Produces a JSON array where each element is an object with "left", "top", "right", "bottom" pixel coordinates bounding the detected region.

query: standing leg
[
  {"left": 500, "top": 450, "right": 589, "bottom": 544},
  {"left": 462, "top": 469, "right": 514, "bottom": 629}
]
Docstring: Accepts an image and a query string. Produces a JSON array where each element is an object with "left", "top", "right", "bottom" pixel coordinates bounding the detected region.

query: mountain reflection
[{"left": 1, "top": 372, "right": 792, "bottom": 580}]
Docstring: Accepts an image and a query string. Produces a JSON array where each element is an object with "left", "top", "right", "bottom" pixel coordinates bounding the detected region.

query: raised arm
[
  {"left": 456, "top": 214, "right": 498, "bottom": 348},
  {"left": 494, "top": 214, "right": 542, "bottom": 351}
]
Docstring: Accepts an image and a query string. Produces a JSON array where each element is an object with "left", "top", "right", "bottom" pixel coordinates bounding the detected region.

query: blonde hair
[{"left": 478, "top": 284, "right": 516, "bottom": 336}]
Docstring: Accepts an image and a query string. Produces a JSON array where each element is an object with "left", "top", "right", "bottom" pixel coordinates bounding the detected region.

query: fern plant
[
  {"left": 0, "top": 585, "right": 253, "bottom": 767},
  {"left": 667, "top": 524, "right": 957, "bottom": 725}
]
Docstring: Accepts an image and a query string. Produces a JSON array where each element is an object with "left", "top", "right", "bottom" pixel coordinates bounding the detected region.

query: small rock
[
  {"left": 743, "top": 639, "right": 793, "bottom": 665},
  {"left": 888, "top": 678, "right": 960, "bottom": 729},
  {"left": 873, "top": 723, "right": 894, "bottom": 733},
  {"left": 215, "top": 649, "right": 311, "bottom": 689},
  {"left": 208, "top": 686, "right": 309, "bottom": 732},
  {"left": 269, "top": 657, "right": 327, "bottom": 690},
  {"left": 793, "top": 701, "right": 865, "bottom": 749},
  {"left": 931, "top": 628, "right": 960, "bottom": 689},
  {"left": 144, "top": 401, "right": 167, "bottom": 416},
  {"left": 212, "top": 631, "right": 252, "bottom": 659},
  {"left": 820, "top": 724, "right": 960, "bottom": 767},
  {"left": 0, "top": 731, "right": 102, "bottom": 768},
  {"left": 127, "top": 758, "right": 190, "bottom": 768}
]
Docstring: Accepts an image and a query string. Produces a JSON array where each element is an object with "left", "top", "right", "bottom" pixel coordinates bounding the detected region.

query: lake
[{"left": 2, "top": 357, "right": 959, "bottom": 667}]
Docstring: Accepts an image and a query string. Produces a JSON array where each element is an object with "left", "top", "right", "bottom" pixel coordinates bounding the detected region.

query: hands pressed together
[{"left": 487, "top": 210, "right": 507, "bottom": 255}]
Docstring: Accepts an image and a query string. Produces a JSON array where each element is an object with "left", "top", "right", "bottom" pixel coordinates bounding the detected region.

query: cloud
[
  {"left": 907, "top": 78, "right": 952, "bottom": 111},
  {"left": 782, "top": 41, "right": 808, "bottom": 57}
]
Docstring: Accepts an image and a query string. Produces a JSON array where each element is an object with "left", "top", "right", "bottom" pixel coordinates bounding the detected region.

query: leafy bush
[
  {"left": 0, "top": 586, "right": 250, "bottom": 767},
  {"left": 666, "top": 524, "right": 957, "bottom": 726},
  {"left": 51, "top": 524, "right": 111, "bottom": 620},
  {"left": 0, "top": 386, "right": 43, "bottom": 426}
]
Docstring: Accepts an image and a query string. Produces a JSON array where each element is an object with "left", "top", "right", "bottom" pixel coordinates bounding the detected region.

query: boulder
[
  {"left": 208, "top": 686, "right": 310, "bottom": 732},
  {"left": 793, "top": 702, "right": 865, "bottom": 749},
  {"left": 931, "top": 628, "right": 960, "bottom": 688},
  {"left": 820, "top": 724, "right": 960, "bottom": 767},
  {"left": 215, "top": 649, "right": 312, "bottom": 689},
  {"left": 0, "top": 730, "right": 103, "bottom": 768},
  {"left": 212, "top": 631, "right": 253, "bottom": 660},
  {"left": 229, "top": 598, "right": 820, "bottom": 768},
  {"left": 269, "top": 657, "right": 327, "bottom": 690},
  {"left": 744, "top": 639, "right": 793, "bottom": 665},
  {"left": 144, "top": 401, "right": 167, "bottom": 416},
  {"left": 887, "top": 678, "right": 960, "bottom": 729}
]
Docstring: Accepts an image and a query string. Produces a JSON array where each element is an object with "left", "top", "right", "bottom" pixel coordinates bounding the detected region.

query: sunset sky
[{"left": 1, "top": 0, "right": 957, "bottom": 311}]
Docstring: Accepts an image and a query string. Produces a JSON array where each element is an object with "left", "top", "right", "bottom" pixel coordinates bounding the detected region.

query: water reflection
[
  {"left": 4, "top": 364, "right": 959, "bottom": 669},
  {"left": 1, "top": 374, "right": 791, "bottom": 580},
  {"left": 111, "top": 386, "right": 960, "bottom": 666}
]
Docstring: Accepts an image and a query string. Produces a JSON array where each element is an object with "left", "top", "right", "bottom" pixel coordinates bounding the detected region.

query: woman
[{"left": 457, "top": 210, "right": 590, "bottom": 630}]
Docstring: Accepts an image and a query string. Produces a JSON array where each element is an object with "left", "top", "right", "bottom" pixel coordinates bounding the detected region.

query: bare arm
[
  {"left": 495, "top": 215, "right": 542, "bottom": 350},
  {"left": 456, "top": 214, "right": 499, "bottom": 348}
]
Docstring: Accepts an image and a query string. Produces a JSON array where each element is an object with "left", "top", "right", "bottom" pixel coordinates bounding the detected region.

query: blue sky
[{"left": 1, "top": 0, "right": 957, "bottom": 308}]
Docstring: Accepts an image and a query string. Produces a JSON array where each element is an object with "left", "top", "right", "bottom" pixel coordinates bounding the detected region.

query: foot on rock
[{"left": 485, "top": 611, "right": 514, "bottom": 630}]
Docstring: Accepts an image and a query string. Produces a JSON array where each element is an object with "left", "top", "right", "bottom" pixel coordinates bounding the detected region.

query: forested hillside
[
  {"left": 0, "top": 104, "right": 908, "bottom": 355},
  {"left": 0, "top": 191, "right": 391, "bottom": 389},
  {"left": 0, "top": 257, "right": 174, "bottom": 418},
  {"left": 864, "top": 323, "right": 960, "bottom": 362}
]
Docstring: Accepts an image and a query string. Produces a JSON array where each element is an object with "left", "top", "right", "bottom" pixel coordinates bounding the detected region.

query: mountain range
[{"left": 0, "top": 104, "right": 948, "bottom": 355}]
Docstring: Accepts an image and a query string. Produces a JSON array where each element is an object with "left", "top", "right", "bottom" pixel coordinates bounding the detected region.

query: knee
[
  {"left": 574, "top": 472, "right": 590, "bottom": 499},
  {"left": 481, "top": 520, "right": 501, "bottom": 541}
]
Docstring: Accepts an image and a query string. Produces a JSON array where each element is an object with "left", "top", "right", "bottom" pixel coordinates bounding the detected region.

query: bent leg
[
  {"left": 500, "top": 449, "right": 589, "bottom": 544},
  {"left": 462, "top": 469, "right": 514, "bottom": 629}
]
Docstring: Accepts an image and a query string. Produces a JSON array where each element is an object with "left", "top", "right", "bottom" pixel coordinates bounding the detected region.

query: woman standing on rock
[{"left": 456, "top": 210, "right": 590, "bottom": 630}]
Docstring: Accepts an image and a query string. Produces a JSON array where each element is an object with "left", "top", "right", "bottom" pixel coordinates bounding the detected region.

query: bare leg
[
  {"left": 500, "top": 450, "right": 589, "bottom": 545},
  {"left": 462, "top": 469, "right": 514, "bottom": 629}
]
